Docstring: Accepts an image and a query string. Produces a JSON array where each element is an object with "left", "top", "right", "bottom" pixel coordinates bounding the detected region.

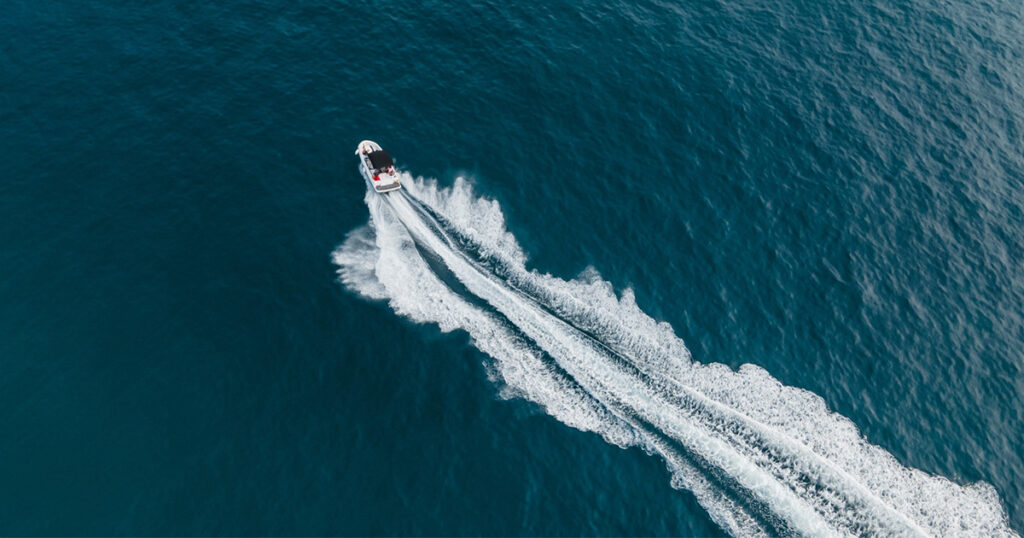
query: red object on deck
[{"left": 373, "top": 175, "right": 379, "bottom": 181}]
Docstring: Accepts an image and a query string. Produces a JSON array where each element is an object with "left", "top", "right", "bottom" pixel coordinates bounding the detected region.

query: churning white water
[{"left": 334, "top": 174, "right": 1015, "bottom": 537}]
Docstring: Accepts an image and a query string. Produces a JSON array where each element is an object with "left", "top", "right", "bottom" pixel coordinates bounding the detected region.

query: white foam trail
[
  {"left": 334, "top": 174, "right": 1016, "bottom": 537},
  {"left": 335, "top": 190, "right": 638, "bottom": 443}
]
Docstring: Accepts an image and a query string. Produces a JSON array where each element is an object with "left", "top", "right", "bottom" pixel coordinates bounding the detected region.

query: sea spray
[{"left": 335, "top": 174, "right": 1016, "bottom": 537}]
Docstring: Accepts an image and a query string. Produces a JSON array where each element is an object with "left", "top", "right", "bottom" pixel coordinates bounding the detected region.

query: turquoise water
[{"left": 2, "top": 0, "right": 1022, "bottom": 535}]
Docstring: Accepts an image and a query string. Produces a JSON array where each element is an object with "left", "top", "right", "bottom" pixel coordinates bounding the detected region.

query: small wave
[{"left": 334, "top": 173, "right": 1015, "bottom": 537}]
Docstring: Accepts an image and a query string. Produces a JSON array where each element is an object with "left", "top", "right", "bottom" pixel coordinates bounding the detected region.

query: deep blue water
[{"left": 2, "top": 0, "right": 1023, "bottom": 535}]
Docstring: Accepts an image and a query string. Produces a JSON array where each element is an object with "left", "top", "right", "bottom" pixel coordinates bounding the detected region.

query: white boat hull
[{"left": 355, "top": 140, "right": 401, "bottom": 194}]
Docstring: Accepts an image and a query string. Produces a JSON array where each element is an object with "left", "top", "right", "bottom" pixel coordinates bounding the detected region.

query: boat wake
[{"left": 333, "top": 174, "right": 1015, "bottom": 537}]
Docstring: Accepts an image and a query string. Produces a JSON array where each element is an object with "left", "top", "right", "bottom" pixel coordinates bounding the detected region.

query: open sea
[{"left": 2, "top": 0, "right": 1023, "bottom": 535}]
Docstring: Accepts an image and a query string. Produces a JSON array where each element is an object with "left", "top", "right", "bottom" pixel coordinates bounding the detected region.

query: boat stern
[{"left": 373, "top": 173, "right": 402, "bottom": 193}]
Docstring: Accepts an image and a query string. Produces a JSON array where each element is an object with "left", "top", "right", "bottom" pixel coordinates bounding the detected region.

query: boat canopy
[{"left": 368, "top": 150, "right": 393, "bottom": 170}]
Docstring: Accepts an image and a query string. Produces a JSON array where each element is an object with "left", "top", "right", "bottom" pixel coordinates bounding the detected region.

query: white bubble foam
[
  {"left": 334, "top": 175, "right": 1016, "bottom": 537},
  {"left": 333, "top": 188, "right": 638, "bottom": 445}
]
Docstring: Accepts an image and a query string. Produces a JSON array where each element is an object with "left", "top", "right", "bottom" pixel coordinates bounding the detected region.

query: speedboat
[{"left": 355, "top": 140, "right": 401, "bottom": 193}]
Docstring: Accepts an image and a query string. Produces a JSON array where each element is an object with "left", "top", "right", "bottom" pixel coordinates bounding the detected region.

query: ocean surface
[{"left": 2, "top": 0, "right": 1023, "bottom": 535}]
